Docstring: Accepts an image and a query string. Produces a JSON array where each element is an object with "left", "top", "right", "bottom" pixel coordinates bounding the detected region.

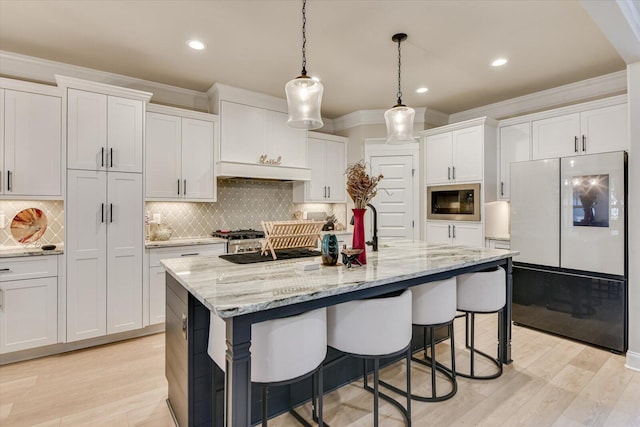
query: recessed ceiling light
[
  {"left": 187, "top": 39, "right": 206, "bottom": 50},
  {"left": 491, "top": 58, "right": 508, "bottom": 67},
  {"left": 416, "top": 87, "right": 429, "bottom": 94}
]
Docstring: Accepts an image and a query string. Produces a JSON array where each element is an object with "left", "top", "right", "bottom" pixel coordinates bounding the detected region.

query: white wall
[{"left": 626, "top": 61, "right": 640, "bottom": 371}]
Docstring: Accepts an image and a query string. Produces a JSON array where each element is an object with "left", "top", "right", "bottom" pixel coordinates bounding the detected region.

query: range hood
[{"left": 216, "top": 161, "right": 311, "bottom": 181}]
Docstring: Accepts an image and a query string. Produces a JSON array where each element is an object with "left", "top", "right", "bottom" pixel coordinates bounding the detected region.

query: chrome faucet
[{"left": 366, "top": 203, "right": 378, "bottom": 251}]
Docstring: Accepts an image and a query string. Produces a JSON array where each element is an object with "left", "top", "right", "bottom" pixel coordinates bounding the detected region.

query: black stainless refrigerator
[{"left": 510, "top": 151, "right": 627, "bottom": 352}]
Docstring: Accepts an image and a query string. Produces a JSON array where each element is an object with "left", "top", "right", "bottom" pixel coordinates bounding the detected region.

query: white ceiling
[{"left": 0, "top": 0, "right": 629, "bottom": 118}]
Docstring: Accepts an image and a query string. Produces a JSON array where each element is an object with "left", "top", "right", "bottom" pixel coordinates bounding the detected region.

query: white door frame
[{"left": 364, "top": 138, "right": 420, "bottom": 240}]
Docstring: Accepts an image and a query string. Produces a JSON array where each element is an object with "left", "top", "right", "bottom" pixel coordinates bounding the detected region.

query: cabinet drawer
[
  {"left": 149, "top": 244, "right": 225, "bottom": 267},
  {"left": 0, "top": 256, "right": 58, "bottom": 282}
]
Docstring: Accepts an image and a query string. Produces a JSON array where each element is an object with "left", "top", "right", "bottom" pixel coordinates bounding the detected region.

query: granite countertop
[
  {"left": 145, "top": 237, "right": 227, "bottom": 249},
  {"left": 0, "top": 243, "right": 64, "bottom": 258},
  {"left": 162, "top": 240, "right": 518, "bottom": 319}
]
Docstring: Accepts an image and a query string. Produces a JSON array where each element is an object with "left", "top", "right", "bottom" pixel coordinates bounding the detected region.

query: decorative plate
[{"left": 10, "top": 208, "right": 48, "bottom": 244}]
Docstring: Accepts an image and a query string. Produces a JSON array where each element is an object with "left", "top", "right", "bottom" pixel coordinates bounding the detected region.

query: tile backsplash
[
  {"left": 146, "top": 179, "right": 347, "bottom": 239},
  {"left": 0, "top": 200, "right": 64, "bottom": 247}
]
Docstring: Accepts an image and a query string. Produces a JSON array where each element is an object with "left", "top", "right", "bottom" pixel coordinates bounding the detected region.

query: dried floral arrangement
[{"left": 345, "top": 160, "right": 384, "bottom": 209}]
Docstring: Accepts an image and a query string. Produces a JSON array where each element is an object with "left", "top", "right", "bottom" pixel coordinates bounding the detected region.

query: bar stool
[
  {"left": 208, "top": 308, "right": 327, "bottom": 426},
  {"left": 380, "top": 277, "right": 458, "bottom": 402},
  {"left": 327, "top": 289, "right": 412, "bottom": 427},
  {"left": 455, "top": 266, "right": 506, "bottom": 380}
]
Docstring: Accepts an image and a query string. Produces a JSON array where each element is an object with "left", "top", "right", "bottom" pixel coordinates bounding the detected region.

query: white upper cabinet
[
  {"left": 145, "top": 105, "right": 217, "bottom": 201},
  {"left": 498, "top": 122, "right": 530, "bottom": 199},
  {"left": 209, "top": 83, "right": 310, "bottom": 180},
  {"left": 58, "top": 76, "right": 151, "bottom": 173},
  {"left": 1, "top": 82, "right": 62, "bottom": 198},
  {"left": 532, "top": 101, "right": 628, "bottom": 160},
  {"left": 293, "top": 132, "right": 347, "bottom": 203},
  {"left": 425, "top": 123, "right": 489, "bottom": 185}
]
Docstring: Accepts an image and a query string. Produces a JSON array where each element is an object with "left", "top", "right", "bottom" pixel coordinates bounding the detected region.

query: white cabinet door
[
  {"left": 181, "top": 118, "right": 215, "bottom": 200},
  {"left": 425, "top": 222, "right": 452, "bottom": 244},
  {"left": 66, "top": 170, "right": 107, "bottom": 342},
  {"left": 106, "top": 172, "right": 143, "bottom": 334},
  {"left": 451, "top": 223, "right": 483, "bottom": 247},
  {"left": 325, "top": 140, "right": 346, "bottom": 202},
  {"left": 149, "top": 266, "right": 166, "bottom": 325},
  {"left": 0, "top": 277, "right": 57, "bottom": 353},
  {"left": 145, "top": 112, "right": 182, "bottom": 198},
  {"left": 425, "top": 133, "right": 452, "bottom": 184},
  {"left": 499, "top": 123, "right": 530, "bottom": 199},
  {"left": 3, "top": 89, "right": 62, "bottom": 196},
  {"left": 452, "top": 126, "right": 483, "bottom": 182},
  {"left": 532, "top": 113, "right": 580, "bottom": 159},
  {"left": 107, "top": 96, "right": 143, "bottom": 173},
  {"left": 306, "top": 138, "right": 327, "bottom": 201},
  {"left": 67, "top": 89, "right": 108, "bottom": 171},
  {"left": 220, "top": 101, "right": 267, "bottom": 164},
  {"left": 580, "top": 103, "right": 628, "bottom": 154}
]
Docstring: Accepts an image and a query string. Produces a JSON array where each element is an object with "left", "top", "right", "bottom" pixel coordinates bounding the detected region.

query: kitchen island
[{"left": 162, "top": 240, "right": 518, "bottom": 427}]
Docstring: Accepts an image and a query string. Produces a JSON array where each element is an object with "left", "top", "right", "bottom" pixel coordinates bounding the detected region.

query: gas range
[{"left": 211, "top": 229, "right": 265, "bottom": 253}]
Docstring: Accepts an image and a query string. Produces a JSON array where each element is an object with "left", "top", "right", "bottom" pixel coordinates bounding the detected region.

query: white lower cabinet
[
  {"left": 0, "top": 256, "right": 58, "bottom": 354},
  {"left": 67, "top": 170, "right": 143, "bottom": 342},
  {"left": 426, "top": 221, "right": 483, "bottom": 247},
  {"left": 147, "top": 244, "right": 225, "bottom": 325}
]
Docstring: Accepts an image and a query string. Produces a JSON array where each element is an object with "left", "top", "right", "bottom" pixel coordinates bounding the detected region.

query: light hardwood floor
[{"left": 1, "top": 314, "right": 638, "bottom": 426}]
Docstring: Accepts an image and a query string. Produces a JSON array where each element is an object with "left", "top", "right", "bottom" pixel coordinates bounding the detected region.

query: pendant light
[
  {"left": 285, "top": 0, "right": 324, "bottom": 130},
  {"left": 384, "top": 33, "right": 415, "bottom": 144}
]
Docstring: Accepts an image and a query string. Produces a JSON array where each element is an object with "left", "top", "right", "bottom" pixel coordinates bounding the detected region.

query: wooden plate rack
[{"left": 260, "top": 220, "right": 324, "bottom": 260}]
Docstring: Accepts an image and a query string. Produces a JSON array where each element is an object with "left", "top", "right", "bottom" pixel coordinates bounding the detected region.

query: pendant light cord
[
  {"left": 396, "top": 38, "right": 403, "bottom": 105},
  {"left": 301, "top": 0, "right": 307, "bottom": 76}
]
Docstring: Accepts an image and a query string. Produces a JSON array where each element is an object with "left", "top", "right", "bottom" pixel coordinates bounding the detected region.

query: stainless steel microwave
[{"left": 427, "top": 183, "right": 481, "bottom": 221}]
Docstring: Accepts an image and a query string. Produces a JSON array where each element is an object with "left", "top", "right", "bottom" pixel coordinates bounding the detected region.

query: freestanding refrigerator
[{"left": 510, "top": 151, "right": 627, "bottom": 352}]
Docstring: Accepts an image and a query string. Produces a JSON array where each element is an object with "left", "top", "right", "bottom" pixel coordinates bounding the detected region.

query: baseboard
[
  {"left": 0, "top": 324, "right": 165, "bottom": 365},
  {"left": 625, "top": 350, "right": 640, "bottom": 371}
]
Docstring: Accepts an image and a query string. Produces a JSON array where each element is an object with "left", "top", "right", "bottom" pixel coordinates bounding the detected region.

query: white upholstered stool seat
[
  {"left": 208, "top": 308, "right": 327, "bottom": 426},
  {"left": 381, "top": 277, "right": 458, "bottom": 402},
  {"left": 327, "top": 289, "right": 412, "bottom": 427},
  {"left": 455, "top": 266, "right": 506, "bottom": 380}
]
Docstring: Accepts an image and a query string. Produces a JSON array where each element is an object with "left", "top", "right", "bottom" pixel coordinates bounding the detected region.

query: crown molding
[
  {"left": 0, "top": 51, "right": 210, "bottom": 110},
  {"left": 448, "top": 70, "right": 627, "bottom": 123},
  {"left": 332, "top": 107, "right": 427, "bottom": 132},
  {"left": 418, "top": 116, "right": 498, "bottom": 137},
  {"left": 55, "top": 75, "right": 152, "bottom": 102}
]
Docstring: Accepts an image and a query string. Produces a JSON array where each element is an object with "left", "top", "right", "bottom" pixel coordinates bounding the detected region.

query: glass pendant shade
[
  {"left": 385, "top": 104, "right": 415, "bottom": 144},
  {"left": 286, "top": 75, "right": 324, "bottom": 130}
]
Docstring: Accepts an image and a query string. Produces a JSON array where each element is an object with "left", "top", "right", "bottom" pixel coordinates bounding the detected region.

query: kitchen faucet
[{"left": 366, "top": 203, "right": 378, "bottom": 251}]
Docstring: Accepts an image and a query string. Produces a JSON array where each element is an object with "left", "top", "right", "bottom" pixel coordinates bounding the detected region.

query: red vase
[{"left": 351, "top": 208, "right": 367, "bottom": 265}]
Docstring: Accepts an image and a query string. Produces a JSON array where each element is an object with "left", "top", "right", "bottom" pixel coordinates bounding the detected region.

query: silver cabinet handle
[
  {"left": 500, "top": 182, "right": 504, "bottom": 196},
  {"left": 0, "top": 289, "right": 3, "bottom": 309},
  {"left": 448, "top": 224, "right": 451, "bottom": 238},
  {"left": 324, "top": 186, "right": 327, "bottom": 198},
  {"left": 101, "top": 203, "right": 105, "bottom": 223},
  {"left": 180, "top": 253, "right": 199, "bottom": 257},
  {"left": 574, "top": 136, "right": 578, "bottom": 153},
  {"left": 328, "top": 186, "right": 331, "bottom": 198},
  {"left": 448, "top": 167, "right": 451, "bottom": 180},
  {"left": 582, "top": 135, "right": 586, "bottom": 152},
  {"left": 110, "top": 203, "right": 113, "bottom": 223},
  {"left": 452, "top": 166, "right": 456, "bottom": 180},
  {"left": 0, "top": 268, "right": 10, "bottom": 272},
  {"left": 181, "top": 313, "right": 188, "bottom": 340},
  {"left": 452, "top": 224, "right": 456, "bottom": 238},
  {"left": 7, "top": 170, "right": 12, "bottom": 192},
  {"left": 183, "top": 179, "right": 187, "bottom": 196},
  {"left": 110, "top": 148, "right": 114, "bottom": 168},
  {"left": 177, "top": 179, "right": 181, "bottom": 195},
  {"left": 101, "top": 147, "right": 105, "bottom": 168}
]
